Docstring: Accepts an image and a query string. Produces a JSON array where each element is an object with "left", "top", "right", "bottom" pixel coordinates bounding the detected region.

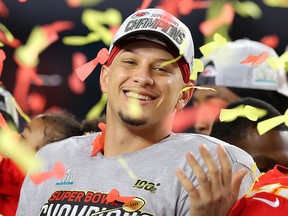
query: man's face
[
  {"left": 192, "top": 85, "right": 240, "bottom": 135},
  {"left": 100, "top": 41, "right": 191, "bottom": 129}
]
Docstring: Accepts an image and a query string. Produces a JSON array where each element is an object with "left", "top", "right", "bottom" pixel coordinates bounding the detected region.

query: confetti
[
  {"left": 199, "top": 33, "right": 227, "bottom": 58},
  {"left": 257, "top": 109, "right": 288, "bottom": 135},
  {"left": 106, "top": 188, "right": 136, "bottom": 204},
  {"left": 75, "top": 48, "right": 109, "bottom": 81},
  {"left": 91, "top": 122, "right": 106, "bottom": 156},
  {"left": 234, "top": 1, "right": 262, "bottom": 19},
  {"left": 199, "top": 3, "right": 234, "bottom": 36},
  {"left": 240, "top": 51, "right": 269, "bottom": 65},
  {"left": 128, "top": 98, "right": 142, "bottom": 119},
  {"left": 190, "top": 58, "right": 204, "bottom": 81},
  {"left": 86, "top": 93, "right": 107, "bottom": 120},
  {"left": 263, "top": 0, "right": 288, "bottom": 7},
  {"left": 29, "top": 162, "right": 66, "bottom": 185},
  {"left": 0, "top": 49, "right": 6, "bottom": 77},
  {"left": 178, "top": 0, "right": 210, "bottom": 15},
  {"left": 267, "top": 51, "right": 288, "bottom": 71},
  {"left": 118, "top": 156, "right": 138, "bottom": 180},
  {"left": 63, "top": 8, "right": 121, "bottom": 46},
  {"left": 137, "top": 0, "right": 153, "bottom": 11},
  {"left": 260, "top": 35, "right": 279, "bottom": 49},
  {"left": 0, "top": 0, "right": 9, "bottom": 17},
  {"left": 0, "top": 121, "right": 41, "bottom": 173},
  {"left": 219, "top": 105, "right": 268, "bottom": 122},
  {"left": 68, "top": 52, "right": 87, "bottom": 94}
]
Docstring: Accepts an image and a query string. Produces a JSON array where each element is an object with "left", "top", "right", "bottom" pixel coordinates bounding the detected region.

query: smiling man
[{"left": 17, "top": 8, "right": 257, "bottom": 216}]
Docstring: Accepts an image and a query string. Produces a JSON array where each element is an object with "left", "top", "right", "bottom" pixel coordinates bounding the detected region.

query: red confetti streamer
[
  {"left": 260, "top": 35, "right": 279, "bottom": 49},
  {"left": 137, "top": 0, "right": 153, "bottom": 10},
  {"left": 156, "top": 0, "right": 181, "bottom": 17},
  {"left": 91, "top": 122, "right": 106, "bottom": 156},
  {"left": 199, "top": 3, "right": 235, "bottom": 36},
  {"left": 0, "top": 0, "right": 9, "bottom": 18},
  {"left": 68, "top": 52, "right": 86, "bottom": 94},
  {"left": 75, "top": 48, "right": 109, "bottom": 82},
  {"left": 106, "top": 188, "right": 136, "bottom": 204},
  {"left": 0, "top": 32, "right": 21, "bottom": 48},
  {"left": 29, "top": 162, "right": 66, "bottom": 185},
  {"left": 0, "top": 49, "right": 6, "bottom": 77},
  {"left": 178, "top": 0, "right": 210, "bottom": 15},
  {"left": 240, "top": 51, "right": 269, "bottom": 65},
  {"left": 27, "top": 92, "right": 47, "bottom": 115}
]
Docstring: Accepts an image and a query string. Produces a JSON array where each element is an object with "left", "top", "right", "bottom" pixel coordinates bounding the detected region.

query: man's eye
[
  {"left": 154, "top": 66, "right": 169, "bottom": 73},
  {"left": 123, "top": 60, "right": 135, "bottom": 65}
]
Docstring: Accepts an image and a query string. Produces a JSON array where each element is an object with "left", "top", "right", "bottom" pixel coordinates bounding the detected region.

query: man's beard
[{"left": 118, "top": 111, "right": 148, "bottom": 126}]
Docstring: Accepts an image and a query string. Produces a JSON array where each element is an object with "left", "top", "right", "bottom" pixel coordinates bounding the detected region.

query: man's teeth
[{"left": 126, "top": 92, "right": 152, "bottom": 101}]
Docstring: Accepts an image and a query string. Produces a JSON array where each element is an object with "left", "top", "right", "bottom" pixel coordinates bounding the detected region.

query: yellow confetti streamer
[
  {"left": 267, "top": 51, "right": 288, "bottom": 71},
  {"left": 86, "top": 93, "right": 107, "bottom": 120},
  {"left": 199, "top": 32, "right": 227, "bottom": 58},
  {"left": 128, "top": 98, "right": 142, "bottom": 119},
  {"left": 160, "top": 38, "right": 187, "bottom": 67},
  {"left": 63, "top": 8, "right": 122, "bottom": 46},
  {"left": 118, "top": 156, "right": 138, "bottom": 180},
  {"left": 219, "top": 105, "right": 267, "bottom": 122},
  {"left": 234, "top": 1, "right": 262, "bottom": 19},
  {"left": 12, "top": 97, "right": 31, "bottom": 123},
  {"left": 257, "top": 108, "right": 288, "bottom": 135},
  {"left": 190, "top": 58, "right": 204, "bottom": 81},
  {"left": 181, "top": 85, "right": 216, "bottom": 92},
  {"left": 0, "top": 130, "right": 42, "bottom": 173},
  {"left": 0, "top": 23, "right": 15, "bottom": 43},
  {"left": 263, "top": 0, "right": 288, "bottom": 7}
]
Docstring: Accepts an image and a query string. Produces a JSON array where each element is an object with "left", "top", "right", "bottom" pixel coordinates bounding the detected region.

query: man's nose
[{"left": 132, "top": 66, "right": 154, "bottom": 86}]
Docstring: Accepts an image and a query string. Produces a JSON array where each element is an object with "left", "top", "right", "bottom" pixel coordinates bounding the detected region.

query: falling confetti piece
[
  {"left": 160, "top": 37, "right": 187, "bottom": 67},
  {"left": 263, "top": 0, "right": 288, "bottom": 7},
  {"left": 29, "top": 162, "right": 66, "bottom": 185},
  {"left": 257, "top": 109, "right": 288, "bottom": 135},
  {"left": 190, "top": 58, "right": 204, "bottom": 81},
  {"left": 178, "top": 0, "right": 210, "bottom": 15},
  {"left": 27, "top": 92, "right": 47, "bottom": 115},
  {"left": 64, "top": 8, "right": 121, "bottom": 46},
  {"left": 137, "top": 0, "right": 153, "bottom": 10},
  {"left": 75, "top": 48, "right": 109, "bottom": 81},
  {"left": 240, "top": 51, "right": 269, "bottom": 65},
  {"left": 118, "top": 156, "right": 138, "bottom": 180},
  {"left": 91, "top": 122, "right": 106, "bottom": 156},
  {"left": 260, "top": 35, "right": 279, "bottom": 49},
  {"left": 199, "top": 32, "right": 227, "bottom": 58},
  {"left": 199, "top": 3, "right": 234, "bottom": 36},
  {"left": 234, "top": 1, "right": 262, "bottom": 19},
  {"left": 68, "top": 52, "right": 86, "bottom": 94},
  {"left": 106, "top": 188, "right": 136, "bottom": 204},
  {"left": 219, "top": 105, "right": 267, "bottom": 122},
  {"left": 12, "top": 97, "right": 31, "bottom": 123},
  {"left": 128, "top": 98, "right": 142, "bottom": 119},
  {"left": 86, "top": 93, "right": 107, "bottom": 120},
  {"left": 267, "top": 51, "right": 288, "bottom": 70},
  {"left": 0, "top": 49, "right": 6, "bottom": 77},
  {"left": 0, "top": 125, "right": 41, "bottom": 173},
  {"left": 0, "top": 0, "right": 9, "bottom": 17},
  {"left": 156, "top": 0, "right": 180, "bottom": 17}
]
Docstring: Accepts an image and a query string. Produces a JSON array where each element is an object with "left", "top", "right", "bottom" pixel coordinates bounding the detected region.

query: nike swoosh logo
[{"left": 253, "top": 197, "right": 280, "bottom": 208}]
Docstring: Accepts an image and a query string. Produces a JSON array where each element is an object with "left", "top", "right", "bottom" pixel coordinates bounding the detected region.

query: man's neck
[{"left": 103, "top": 120, "right": 171, "bottom": 157}]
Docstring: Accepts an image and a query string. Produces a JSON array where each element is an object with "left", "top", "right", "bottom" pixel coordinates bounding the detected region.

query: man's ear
[
  {"left": 100, "top": 65, "right": 109, "bottom": 93},
  {"left": 176, "top": 82, "right": 194, "bottom": 111}
]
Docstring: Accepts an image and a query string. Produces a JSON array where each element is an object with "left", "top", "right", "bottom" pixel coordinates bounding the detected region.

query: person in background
[
  {"left": 210, "top": 97, "right": 288, "bottom": 173},
  {"left": 17, "top": 8, "right": 257, "bottom": 216},
  {"left": 177, "top": 39, "right": 288, "bottom": 135},
  {"left": 1, "top": 110, "right": 88, "bottom": 216}
]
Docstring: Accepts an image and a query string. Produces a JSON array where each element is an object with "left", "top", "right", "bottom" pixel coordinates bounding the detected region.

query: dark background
[{"left": 1, "top": 0, "right": 288, "bottom": 129}]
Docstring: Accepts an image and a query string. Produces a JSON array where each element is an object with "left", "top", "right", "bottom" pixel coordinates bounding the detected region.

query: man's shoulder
[{"left": 37, "top": 132, "right": 99, "bottom": 156}]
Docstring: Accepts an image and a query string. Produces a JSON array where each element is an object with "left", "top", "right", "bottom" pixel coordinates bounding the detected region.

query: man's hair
[{"left": 210, "top": 97, "right": 288, "bottom": 144}]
